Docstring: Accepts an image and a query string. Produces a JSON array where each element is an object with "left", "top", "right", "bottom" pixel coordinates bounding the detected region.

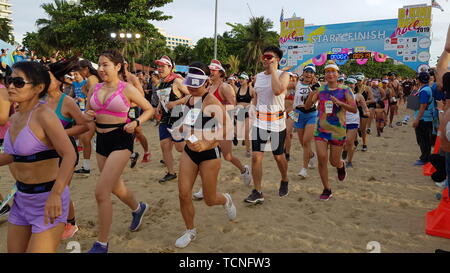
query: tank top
[
  {"left": 371, "top": 87, "right": 382, "bottom": 102},
  {"left": 236, "top": 86, "right": 252, "bottom": 103},
  {"left": 183, "top": 93, "right": 216, "bottom": 131},
  {"left": 253, "top": 70, "right": 286, "bottom": 132},
  {"left": 346, "top": 92, "right": 360, "bottom": 125},
  {"left": 157, "top": 77, "right": 182, "bottom": 125},
  {"left": 55, "top": 93, "right": 74, "bottom": 129},
  {"left": 294, "top": 82, "right": 317, "bottom": 113}
]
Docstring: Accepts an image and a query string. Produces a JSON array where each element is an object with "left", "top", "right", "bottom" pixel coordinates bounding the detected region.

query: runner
[
  {"left": 0, "top": 77, "right": 13, "bottom": 218},
  {"left": 383, "top": 79, "right": 398, "bottom": 128},
  {"left": 343, "top": 78, "right": 369, "bottom": 167},
  {"left": 304, "top": 60, "right": 357, "bottom": 201},
  {"left": 367, "top": 79, "right": 386, "bottom": 135},
  {"left": 47, "top": 57, "right": 90, "bottom": 240},
  {"left": 121, "top": 60, "right": 151, "bottom": 166},
  {"left": 293, "top": 64, "right": 320, "bottom": 179},
  {"left": 174, "top": 62, "right": 236, "bottom": 248},
  {"left": 1, "top": 61, "right": 76, "bottom": 252},
  {"left": 244, "top": 46, "right": 290, "bottom": 203},
  {"left": 75, "top": 60, "right": 102, "bottom": 175},
  {"left": 388, "top": 72, "right": 403, "bottom": 106},
  {"left": 85, "top": 50, "right": 154, "bottom": 253},
  {"left": 374, "top": 101, "right": 386, "bottom": 137},
  {"left": 355, "top": 75, "right": 373, "bottom": 152},
  {"left": 235, "top": 72, "right": 255, "bottom": 158},
  {"left": 155, "top": 55, "right": 188, "bottom": 183}
]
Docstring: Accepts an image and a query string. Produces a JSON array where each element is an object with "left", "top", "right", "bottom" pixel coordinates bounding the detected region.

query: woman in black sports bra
[
  {"left": 174, "top": 62, "right": 237, "bottom": 249},
  {"left": 235, "top": 72, "right": 255, "bottom": 157}
]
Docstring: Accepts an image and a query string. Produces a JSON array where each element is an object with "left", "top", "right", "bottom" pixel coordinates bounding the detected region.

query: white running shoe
[
  {"left": 192, "top": 188, "right": 204, "bottom": 200},
  {"left": 308, "top": 153, "right": 317, "bottom": 169},
  {"left": 241, "top": 165, "right": 252, "bottom": 186},
  {"left": 223, "top": 193, "right": 236, "bottom": 221},
  {"left": 298, "top": 168, "right": 308, "bottom": 179},
  {"left": 175, "top": 229, "right": 197, "bottom": 248}
]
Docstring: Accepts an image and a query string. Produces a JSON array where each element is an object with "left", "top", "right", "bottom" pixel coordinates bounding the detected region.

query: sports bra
[
  {"left": 4, "top": 103, "right": 59, "bottom": 162},
  {"left": 236, "top": 86, "right": 252, "bottom": 103},
  {"left": 184, "top": 93, "right": 216, "bottom": 130},
  {"left": 55, "top": 93, "right": 74, "bottom": 129},
  {"left": 90, "top": 81, "right": 130, "bottom": 118}
]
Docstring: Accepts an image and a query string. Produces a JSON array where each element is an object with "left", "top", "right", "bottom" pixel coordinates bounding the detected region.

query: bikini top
[
  {"left": 55, "top": 93, "right": 74, "bottom": 129},
  {"left": 90, "top": 81, "right": 130, "bottom": 118},
  {"left": 236, "top": 86, "right": 252, "bottom": 103},
  {"left": 184, "top": 93, "right": 216, "bottom": 130},
  {"left": 213, "top": 85, "right": 226, "bottom": 104},
  {"left": 4, "top": 103, "right": 59, "bottom": 162},
  {"left": 286, "top": 89, "right": 295, "bottom": 101}
]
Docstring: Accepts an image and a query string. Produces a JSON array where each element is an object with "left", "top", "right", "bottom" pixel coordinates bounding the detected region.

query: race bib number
[
  {"left": 0, "top": 185, "right": 17, "bottom": 211},
  {"left": 288, "top": 111, "right": 299, "bottom": 122},
  {"left": 325, "top": 101, "right": 334, "bottom": 114},
  {"left": 157, "top": 88, "right": 171, "bottom": 112},
  {"left": 79, "top": 99, "right": 86, "bottom": 112},
  {"left": 294, "top": 86, "right": 311, "bottom": 108},
  {"left": 128, "top": 108, "right": 136, "bottom": 119},
  {"left": 187, "top": 134, "right": 199, "bottom": 143},
  {"left": 184, "top": 108, "right": 201, "bottom": 126}
]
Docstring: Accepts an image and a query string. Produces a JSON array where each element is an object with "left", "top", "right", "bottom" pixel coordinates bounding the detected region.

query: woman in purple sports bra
[
  {"left": 84, "top": 50, "right": 154, "bottom": 253},
  {"left": 0, "top": 61, "right": 77, "bottom": 253}
]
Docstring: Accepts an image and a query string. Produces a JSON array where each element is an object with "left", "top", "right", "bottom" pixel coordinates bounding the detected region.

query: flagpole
[{"left": 214, "top": 0, "right": 218, "bottom": 60}]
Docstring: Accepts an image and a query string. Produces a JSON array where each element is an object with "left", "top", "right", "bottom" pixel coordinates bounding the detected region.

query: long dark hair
[
  {"left": 48, "top": 56, "right": 79, "bottom": 91},
  {"left": 100, "top": 50, "right": 127, "bottom": 82},
  {"left": 12, "top": 61, "right": 51, "bottom": 99},
  {"left": 79, "top": 59, "right": 102, "bottom": 82}
]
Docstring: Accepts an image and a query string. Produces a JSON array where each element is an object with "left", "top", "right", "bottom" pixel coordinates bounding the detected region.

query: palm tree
[
  {"left": 243, "top": 16, "right": 278, "bottom": 75},
  {"left": 226, "top": 55, "right": 240, "bottom": 74},
  {"left": 0, "top": 18, "right": 14, "bottom": 43}
]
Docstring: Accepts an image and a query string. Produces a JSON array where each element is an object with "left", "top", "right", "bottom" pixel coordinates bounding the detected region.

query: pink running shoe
[{"left": 61, "top": 224, "right": 79, "bottom": 240}]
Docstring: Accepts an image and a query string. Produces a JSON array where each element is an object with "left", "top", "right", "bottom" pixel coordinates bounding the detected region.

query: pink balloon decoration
[
  {"left": 374, "top": 52, "right": 387, "bottom": 63},
  {"left": 356, "top": 58, "right": 368, "bottom": 65},
  {"left": 312, "top": 53, "right": 327, "bottom": 66}
]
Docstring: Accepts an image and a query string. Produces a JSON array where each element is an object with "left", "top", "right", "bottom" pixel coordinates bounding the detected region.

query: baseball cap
[
  {"left": 338, "top": 76, "right": 345, "bottom": 81},
  {"left": 303, "top": 64, "right": 316, "bottom": 73},
  {"left": 355, "top": 75, "right": 365, "bottom": 81},
  {"left": 208, "top": 59, "right": 225, "bottom": 72},
  {"left": 155, "top": 56, "right": 173, "bottom": 67},
  {"left": 183, "top": 66, "right": 209, "bottom": 88}
]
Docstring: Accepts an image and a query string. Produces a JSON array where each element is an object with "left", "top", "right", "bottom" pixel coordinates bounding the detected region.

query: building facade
[
  {"left": 0, "top": 0, "right": 12, "bottom": 20},
  {"left": 157, "top": 28, "right": 194, "bottom": 50}
]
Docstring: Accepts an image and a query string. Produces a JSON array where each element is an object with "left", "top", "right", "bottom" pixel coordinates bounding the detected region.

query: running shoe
[
  {"left": 362, "top": 145, "right": 368, "bottom": 152},
  {"left": 308, "top": 153, "right": 317, "bottom": 169},
  {"left": 346, "top": 162, "right": 353, "bottom": 168},
  {"left": 87, "top": 242, "right": 108, "bottom": 253},
  {"left": 244, "top": 189, "right": 264, "bottom": 204},
  {"left": 342, "top": 150, "right": 348, "bottom": 160},
  {"left": 159, "top": 172, "right": 177, "bottom": 183},
  {"left": 414, "top": 160, "right": 427, "bottom": 166},
  {"left": 298, "top": 168, "right": 308, "bottom": 179},
  {"left": 160, "top": 159, "right": 165, "bottom": 165},
  {"left": 61, "top": 223, "right": 79, "bottom": 240},
  {"left": 192, "top": 188, "right": 204, "bottom": 200},
  {"left": 130, "top": 202, "right": 149, "bottom": 232},
  {"left": 74, "top": 167, "right": 90, "bottom": 175},
  {"left": 366, "top": 128, "right": 371, "bottom": 135},
  {"left": 0, "top": 204, "right": 11, "bottom": 218},
  {"left": 337, "top": 163, "right": 346, "bottom": 181},
  {"left": 142, "top": 152, "right": 151, "bottom": 163},
  {"left": 130, "top": 152, "right": 140, "bottom": 168},
  {"left": 279, "top": 181, "right": 289, "bottom": 197},
  {"left": 175, "top": 229, "right": 197, "bottom": 248},
  {"left": 232, "top": 137, "right": 238, "bottom": 146},
  {"left": 223, "top": 193, "right": 236, "bottom": 220},
  {"left": 285, "top": 153, "right": 290, "bottom": 161},
  {"left": 241, "top": 165, "right": 252, "bottom": 186},
  {"left": 319, "top": 189, "right": 333, "bottom": 201}
]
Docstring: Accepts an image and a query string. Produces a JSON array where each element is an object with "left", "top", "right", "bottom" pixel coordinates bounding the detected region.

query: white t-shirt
[
  {"left": 346, "top": 92, "right": 360, "bottom": 125},
  {"left": 294, "top": 82, "right": 312, "bottom": 108},
  {"left": 254, "top": 70, "right": 286, "bottom": 132}
]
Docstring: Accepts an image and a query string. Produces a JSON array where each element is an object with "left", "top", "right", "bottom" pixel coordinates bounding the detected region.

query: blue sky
[{"left": 9, "top": 0, "right": 450, "bottom": 65}]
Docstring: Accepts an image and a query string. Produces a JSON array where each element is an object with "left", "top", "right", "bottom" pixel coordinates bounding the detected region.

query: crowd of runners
[{"left": 0, "top": 23, "right": 449, "bottom": 253}]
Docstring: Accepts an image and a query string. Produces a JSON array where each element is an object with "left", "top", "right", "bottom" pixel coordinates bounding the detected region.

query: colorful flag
[{"left": 432, "top": 0, "right": 444, "bottom": 11}]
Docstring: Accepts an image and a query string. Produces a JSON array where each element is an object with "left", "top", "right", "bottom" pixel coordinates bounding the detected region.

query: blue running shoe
[
  {"left": 87, "top": 242, "right": 108, "bottom": 253},
  {"left": 130, "top": 202, "right": 149, "bottom": 232}
]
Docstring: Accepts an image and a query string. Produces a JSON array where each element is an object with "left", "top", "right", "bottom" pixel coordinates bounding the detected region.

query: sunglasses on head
[
  {"left": 262, "top": 54, "right": 275, "bottom": 61},
  {"left": 5, "top": 76, "right": 34, "bottom": 88}
]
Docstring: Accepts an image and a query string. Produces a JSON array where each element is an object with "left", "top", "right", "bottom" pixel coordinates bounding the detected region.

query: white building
[
  {"left": 157, "top": 28, "right": 194, "bottom": 50},
  {"left": 0, "top": 0, "right": 12, "bottom": 21}
]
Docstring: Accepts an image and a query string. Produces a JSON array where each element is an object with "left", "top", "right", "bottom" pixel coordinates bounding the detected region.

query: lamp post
[
  {"left": 214, "top": 0, "right": 218, "bottom": 60},
  {"left": 110, "top": 32, "right": 142, "bottom": 72}
]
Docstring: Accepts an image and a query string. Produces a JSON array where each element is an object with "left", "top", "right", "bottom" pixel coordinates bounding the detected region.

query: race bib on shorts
[{"left": 128, "top": 108, "right": 136, "bottom": 119}]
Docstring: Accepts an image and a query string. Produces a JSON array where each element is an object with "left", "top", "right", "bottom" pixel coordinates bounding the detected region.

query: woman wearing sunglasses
[
  {"left": 1, "top": 61, "right": 77, "bottom": 252},
  {"left": 304, "top": 60, "right": 357, "bottom": 201},
  {"left": 46, "top": 57, "right": 90, "bottom": 240},
  {"left": 175, "top": 62, "right": 236, "bottom": 248},
  {"left": 84, "top": 50, "right": 154, "bottom": 253}
]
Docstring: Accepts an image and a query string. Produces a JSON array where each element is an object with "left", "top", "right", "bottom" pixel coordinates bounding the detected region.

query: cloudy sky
[{"left": 10, "top": 0, "right": 450, "bottom": 64}]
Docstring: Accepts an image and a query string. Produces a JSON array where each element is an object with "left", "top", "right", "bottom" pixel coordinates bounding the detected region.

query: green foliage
[
  {"left": 23, "top": 0, "right": 172, "bottom": 63},
  {"left": 0, "top": 17, "right": 14, "bottom": 43},
  {"left": 172, "top": 44, "right": 194, "bottom": 65}
]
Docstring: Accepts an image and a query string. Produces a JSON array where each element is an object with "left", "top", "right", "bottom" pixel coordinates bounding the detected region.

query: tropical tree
[
  {"left": 226, "top": 55, "right": 240, "bottom": 74},
  {"left": 0, "top": 17, "right": 14, "bottom": 43},
  {"left": 172, "top": 44, "right": 194, "bottom": 65}
]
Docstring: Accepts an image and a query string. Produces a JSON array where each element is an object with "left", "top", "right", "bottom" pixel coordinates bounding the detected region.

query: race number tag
[
  {"left": 325, "top": 101, "right": 334, "bottom": 114},
  {"left": 288, "top": 111, "right": 299, "bottom": 122},
  {"left": 391, "top": 97, "right": 397, "bottom": 103},
  {"left": 187, "top": 134, "right": 199, "bottom": 143},
  {"left": 184, "top": 108, "right": 201, "bottom": 126},
  {"left": 0, "top": 184, "right": 17, "bottom": 211},
  {"left": 157, "top": 88, "right": 171, "bottom": 112},
  {"left": 128, "top": 108, "right": 136, "bottom": 119},
  {"left": 79, "top": 99, "right": 86, "bottom": 112}
]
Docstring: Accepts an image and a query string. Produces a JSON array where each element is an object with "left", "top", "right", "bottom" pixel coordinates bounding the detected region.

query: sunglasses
[
  {"left": 262, "top": 54, "right": 275, "bottom": 61},
  {"left": 5, "top": 76, "right": 34, "bottom": 89}
]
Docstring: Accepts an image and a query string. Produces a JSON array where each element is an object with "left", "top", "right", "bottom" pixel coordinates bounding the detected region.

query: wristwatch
[{"left": 134, "top": 119, "right": 140, "bottom": 127}]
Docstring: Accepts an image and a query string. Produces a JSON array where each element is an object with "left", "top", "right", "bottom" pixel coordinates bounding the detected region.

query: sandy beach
[{"left": 0, "top": 108, "right": 449, "bottom": 253}]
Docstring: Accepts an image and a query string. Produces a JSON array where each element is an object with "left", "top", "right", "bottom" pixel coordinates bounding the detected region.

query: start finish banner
[{"left": 279, "top": 5, "right": 432, "bottom": 73}]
